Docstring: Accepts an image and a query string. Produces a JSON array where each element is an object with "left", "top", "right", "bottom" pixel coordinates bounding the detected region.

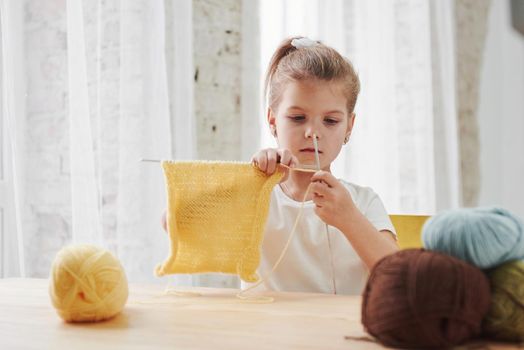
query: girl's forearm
[{"left": 338, "top": 207, "right": 399, "bottom": 270}]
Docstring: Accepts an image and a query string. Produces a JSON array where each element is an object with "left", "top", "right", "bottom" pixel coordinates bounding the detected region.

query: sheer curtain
[
  {"left": 0, "top": 0, "right": 26, "bottom": 277},
  {"left": 259, "top": 0, "right": 461, "bottom": 215},
  {"left": 68, "top": 0, "right": 196, "bottom": 283},
  {"left": 1, "top": 0, "right": 195, "bottom": 283}
]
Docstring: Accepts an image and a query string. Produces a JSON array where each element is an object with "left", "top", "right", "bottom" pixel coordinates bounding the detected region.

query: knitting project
[{"left": 155, "top": 161, "right": 283, "bottom": 282}]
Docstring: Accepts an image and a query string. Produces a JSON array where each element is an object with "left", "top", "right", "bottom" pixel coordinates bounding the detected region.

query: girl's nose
[
  {"left": 304, "top": 129, "right": 313, "bottom": 139},
  {"left": 304, "top": 120, "right": 321, "bottom": 139},
  {"left": 304, "top": 127, "right": 320, "bottom": 140}
]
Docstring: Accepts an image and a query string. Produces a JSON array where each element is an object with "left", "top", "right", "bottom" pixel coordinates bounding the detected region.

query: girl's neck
[{"left": 280, "top": 165, "right": 331, "bottom": 202}]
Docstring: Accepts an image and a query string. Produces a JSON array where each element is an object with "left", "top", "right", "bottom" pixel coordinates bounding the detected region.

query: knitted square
[{"left": 155, "top": 161, "right": 282, "bottom": 282}]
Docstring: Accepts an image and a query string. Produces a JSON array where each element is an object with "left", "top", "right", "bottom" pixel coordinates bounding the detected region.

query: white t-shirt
[{"left": 242, "top": 180, "right": 396, "bottom": 295}]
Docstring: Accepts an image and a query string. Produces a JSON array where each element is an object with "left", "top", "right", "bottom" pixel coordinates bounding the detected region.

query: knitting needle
[
  {"left": 143, "top": 157, "right": 320, "bottom": 174},
  {"left": 312, "top": 134, "right": 337, "bottom": 295}
]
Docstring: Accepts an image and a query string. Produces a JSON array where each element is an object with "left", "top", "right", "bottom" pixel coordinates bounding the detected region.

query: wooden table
[{"left": 0, "top": 279, "right": 520, "bottom": 349}]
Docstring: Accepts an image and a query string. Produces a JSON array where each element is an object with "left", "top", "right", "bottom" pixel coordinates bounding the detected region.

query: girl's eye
[
  {"left": 324, "top": 118, "right": 339, "bottom": 125},
  {"left": 288, "top": 115, "right": 305, "bottom": 122}
]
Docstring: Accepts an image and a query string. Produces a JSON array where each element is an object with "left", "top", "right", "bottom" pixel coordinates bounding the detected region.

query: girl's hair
[{"left": 264, "top": 37, "right": 360, "bottom": 114}]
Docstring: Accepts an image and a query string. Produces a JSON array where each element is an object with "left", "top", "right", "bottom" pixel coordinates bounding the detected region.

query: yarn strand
[
  {"left": 236, "top": 182, "right": 313, "bottom": 302},
  {"left": 313, "top": 134, "right": 337, "bottom": 295},
  {"left": 237, "top": 156, "right": 338, "bottom": 300}
]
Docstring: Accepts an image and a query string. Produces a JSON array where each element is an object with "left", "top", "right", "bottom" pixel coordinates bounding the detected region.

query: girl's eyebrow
[
  {"left": 286, "top": 106, "right": 345, "bottom": 115},
  {"left": 324, "top": 110, "right": 345, "bottom": 115}
]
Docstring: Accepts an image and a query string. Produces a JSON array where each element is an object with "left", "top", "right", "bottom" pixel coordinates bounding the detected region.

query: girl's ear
[
  {"left": 346, "top": 112, "right": 356, "bottom": 136},
  {"left": 267, "top": 108, "right": 277, "bottom": 136},
  {"left": 343, "top": 113, "right": 356, "bottom": 145},
  {"left": 267, "top": 108, "right": 276, "bottom": 125}
]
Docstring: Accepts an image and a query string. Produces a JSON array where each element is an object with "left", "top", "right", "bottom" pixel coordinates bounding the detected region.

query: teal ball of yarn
[
  {"left": 483, "top": 260, "right": 524, "bottom": 341},
  {"left": 422, "top": 207, "right": 524, "bottom": 269}
]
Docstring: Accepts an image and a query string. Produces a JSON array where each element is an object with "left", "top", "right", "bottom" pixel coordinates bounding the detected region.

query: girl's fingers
[
  {"left": 311, "top": 171, "right": 336, "bottom": 188},
  {"left": 278, "top": 150, "right": 289, "bottom": 165},
  {"left": 252, "top": 148, "right": 297, "bottom": 175},
  {"left": 254, "top": 151, "right": 268, "bottom": 173},
  {"left": 312, "top": 192, "right": 326, "bottom": 209},
  {"left": 279, "top": 149, "right": 291, "bottom": 167},
  {"left": 310, "top": 181, "right": 330, "bottom": 197},
  {"left": 267, "top": 149, "right": 278, "bottom": 174},
  {"left": 280, "top": 149, "right": 298, "bottom": 168}
]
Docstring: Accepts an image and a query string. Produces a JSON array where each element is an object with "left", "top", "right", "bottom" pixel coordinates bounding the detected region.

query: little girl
[
  {"left": 246, "top": 37, "right": 398, "bottom": 295},
  {"left": 162, "top": 37, "right": 399, "bottom": 295}
]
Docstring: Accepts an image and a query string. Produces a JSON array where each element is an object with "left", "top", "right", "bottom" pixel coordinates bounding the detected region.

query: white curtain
[
  {"left": 478, "top": 0, "right": 524, "bottom": 219},
  {"left": 68, "top": 0, "right": 196, "bottom": 283},
  {"left": 67, "top": 0, "right": 104, "bottom": 245},
  {"left": 0, "top": 0, "right": 26, "bottom": 277},
  {"left": 1, "top": 0, "right": 195, "bottom": 283},
  {"left": 259, "top": 0, "right": 461, "bottom": 215}
]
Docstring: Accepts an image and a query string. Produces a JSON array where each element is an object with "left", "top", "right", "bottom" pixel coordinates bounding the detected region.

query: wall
[{"left": 194, "top": 0, "right": 242, "bottom": 160}]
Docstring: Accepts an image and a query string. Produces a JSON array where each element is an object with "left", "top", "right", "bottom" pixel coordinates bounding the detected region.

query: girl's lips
[{"left": 300, "top": 148, "right": 322, "bottom": 153}]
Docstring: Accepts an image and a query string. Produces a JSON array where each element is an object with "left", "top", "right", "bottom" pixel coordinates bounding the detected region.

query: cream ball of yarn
[{"left": 49, "top": 244, "right": 128, "bottom": 322}]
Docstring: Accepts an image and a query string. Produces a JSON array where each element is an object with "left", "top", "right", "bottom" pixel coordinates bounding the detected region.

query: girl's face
[{"left": 268, "top": 79, "right": 354, "bottom": 171}]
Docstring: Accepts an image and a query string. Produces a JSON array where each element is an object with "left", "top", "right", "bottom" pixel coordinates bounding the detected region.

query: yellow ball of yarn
[
  {"left": 49, "top": 244, "right": 128, "bottom": 322},
  {"left": 483, "top": 260, "right": 524, "bottom": 341}
]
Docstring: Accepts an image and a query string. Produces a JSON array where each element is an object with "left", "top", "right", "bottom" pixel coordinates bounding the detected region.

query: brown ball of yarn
[{"left": 362, "top": 249, "right": 491, "bottom": 349}]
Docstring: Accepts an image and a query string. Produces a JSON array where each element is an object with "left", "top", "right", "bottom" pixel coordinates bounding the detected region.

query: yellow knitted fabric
[{"left": 155, "top": 161, "right": 283, "bottom": 282}]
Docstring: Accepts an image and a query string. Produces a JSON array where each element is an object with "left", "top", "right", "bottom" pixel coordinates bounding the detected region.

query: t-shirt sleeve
[{"left": 363, "top": 191, "right": 397, "bottom": 238}]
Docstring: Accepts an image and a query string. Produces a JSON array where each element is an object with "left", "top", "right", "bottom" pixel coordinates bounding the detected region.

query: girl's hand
[
  {"left": 251, "top": 148, "right": 298, "bottom": 178},
  {"left": 310, "top": 171, "right": 356, "bottom": 230}
]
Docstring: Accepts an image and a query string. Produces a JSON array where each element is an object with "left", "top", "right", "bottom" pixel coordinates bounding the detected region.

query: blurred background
[{"left": 1, "top": 0, "right": 523, "bottom": 287}]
